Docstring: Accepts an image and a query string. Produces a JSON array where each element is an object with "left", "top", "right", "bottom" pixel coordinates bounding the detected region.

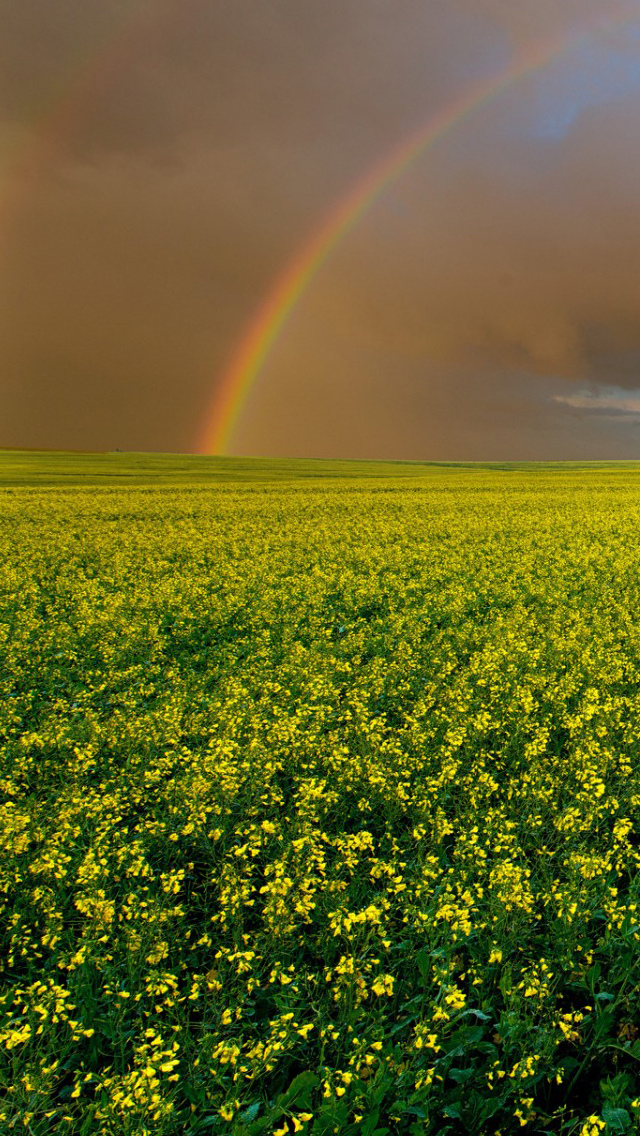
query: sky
[{"left": 4, "top": 0, "right": 640, "bottom": 459}]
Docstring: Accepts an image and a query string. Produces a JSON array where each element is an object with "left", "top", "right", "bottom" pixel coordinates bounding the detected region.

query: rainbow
[
  {"left": 200, "top": 6, "right": 640, "bottom": 456},
  {"left": 2, "top": 0, "right": 638, "bottom": 456}
]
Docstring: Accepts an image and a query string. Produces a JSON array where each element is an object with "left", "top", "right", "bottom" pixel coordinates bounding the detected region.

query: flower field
[{"left": 4, "top": 459, "right": 640, "bottom": 1134}]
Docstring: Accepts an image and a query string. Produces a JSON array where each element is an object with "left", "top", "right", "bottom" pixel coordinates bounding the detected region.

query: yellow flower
[
  {"left": 579, "top": 1117, "right": 606, "bottom": 1136},
  {"left": 371, "top": 974, "right": 395, "bottom": 997},
  {"left": 292, "top": 1115, "right": 313, "bottom": 1132}
]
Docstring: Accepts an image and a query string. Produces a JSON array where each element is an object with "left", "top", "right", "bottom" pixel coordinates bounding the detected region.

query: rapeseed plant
[{"left": 2, "top": 469, "right": 640, "bottom": 1132}]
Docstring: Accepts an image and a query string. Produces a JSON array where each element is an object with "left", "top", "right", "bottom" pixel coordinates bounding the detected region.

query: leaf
[
  {"left": 183, "top": 1083, "right": 207, "bottom": 1106},
  {"left": 499, "top": 966, "right": 512, "bottom": 998},
  {"left": 446, "top": 1025, "right": 484, "bottom": 1050},
  {"left": 448, "top": 1067, "right": 474, "bottom": 1084},
  {"left": 429, "top": 947, "right": 447, "bottom": 960},
  {"left": 560, "top": 1056, "right": 579, "bottom": 1072},
  {"left": 360, "top": 1110, "right": 380, "bottom": 1136},
  {"left": 247, "top": 1118, "right": 276, "bottom": 1136},
  {"left": 390, "top": 1017, "right": 413, "bottom": 1036},
  {"left": 587, "top": 963, "right": 602, "bottom": 989},
  {"left": 417, "top": 948, "right": 431, "bottom": 982},
  {"left": 479, "top": 1096, "right": 504, "bottom": 1122},
  {"left": 601, "top": 1104, "right": 631, "bottom": 1132},
  {"left": 595, "top": 1012, "right": 616, "bottom": 1043},
  {"left": 475, "top": 1041, "right": 499, "bottom": 1059},
  {"left": 279, "top": 1071, "right": 319, "bottom": 1111},
  {"left": 402, "top": 1105, "right": 428, "bottom": 1118},
  {"left": 460, "top": 1008, "right": 491, "bottom": 1022},
  {"left": 240, "top": 1102, "right": 261, "bottom": 1124},
  {"left": 443, "top": 1104, "right": 462, "bottom": 1120},
  {"left": 247, "top": 1103, "right": 287, "bottom": 1136},
  {"left": 326, "top": 1101, "right": 350, "bottom": 1129}
]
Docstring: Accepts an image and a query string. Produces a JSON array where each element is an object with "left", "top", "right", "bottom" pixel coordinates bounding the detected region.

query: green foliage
[{"left": 3, "top": 461, "right": 640, "bottom": 1133}]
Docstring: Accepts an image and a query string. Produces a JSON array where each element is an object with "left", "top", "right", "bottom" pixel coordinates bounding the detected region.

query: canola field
[{"left": 4, "top": 456, "right": 640, "bottom": 1135}]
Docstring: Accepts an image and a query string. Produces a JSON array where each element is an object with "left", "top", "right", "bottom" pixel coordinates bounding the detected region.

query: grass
[
  {"left": 3, "top": 452, "right": 640, "bottom": 1134},
  {"left": 3, "top": 449, "right": 640, "bottom": 486},
  {"left": 0, "top": 450, "right": 456, "bottom": 486}
]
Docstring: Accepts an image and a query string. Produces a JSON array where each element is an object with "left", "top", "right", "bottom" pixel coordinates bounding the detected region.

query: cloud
[
  {"left": 300, "top": 84, "right": 640, "bottom": 392},
  {"left": 3, "top": 0, "right": 640, "bottom": 456},
  {"left": 554, "top": 389, "right": 640, "bottom": 415}
]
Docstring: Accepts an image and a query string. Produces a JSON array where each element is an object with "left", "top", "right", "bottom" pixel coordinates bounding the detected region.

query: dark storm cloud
[
  {"left": 0, "top": 0, "right": 501, "bottom": 160},
  {"left": 2, "top": 0, "right": 640, "bottom": 457},
  {"left": 286, "top": 87, "right": 640, "bottom": 388}
]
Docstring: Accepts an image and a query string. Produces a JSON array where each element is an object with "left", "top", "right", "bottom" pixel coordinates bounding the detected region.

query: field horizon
[{"left": 3, "top": 448, "right": 640, "bottom": 488}]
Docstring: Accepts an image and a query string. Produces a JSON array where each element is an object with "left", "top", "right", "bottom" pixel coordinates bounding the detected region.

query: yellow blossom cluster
[{"left": 2, "top": 465, "right": 640, "bottom": 1132}]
